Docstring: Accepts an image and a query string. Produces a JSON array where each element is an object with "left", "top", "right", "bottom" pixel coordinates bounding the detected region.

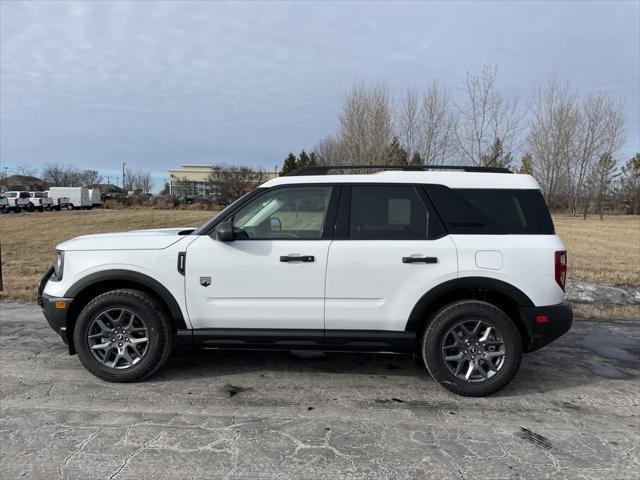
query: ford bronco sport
[{"left": 38, "top": 165, "right": 572, "bottom": 396}]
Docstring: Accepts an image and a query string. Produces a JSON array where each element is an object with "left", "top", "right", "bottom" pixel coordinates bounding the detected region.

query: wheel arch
[
  {"left": 64, "top": 270, "right": 187, "bottom": 354},
  {"left": 405, "top": 277, "right": 534, "bottom": 351}
]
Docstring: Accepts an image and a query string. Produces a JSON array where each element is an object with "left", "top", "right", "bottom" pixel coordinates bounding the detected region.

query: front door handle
[
  {"left": 280, "top": 255, "right": 315, "bottom": 263},
  {"left": 402, "top": 256, "right": 438, "bottom": 264}
]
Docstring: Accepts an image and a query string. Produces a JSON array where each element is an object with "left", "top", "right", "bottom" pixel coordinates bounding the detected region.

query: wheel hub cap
[{"left": 441, "top": 319, "right": 507, "bottom": 383}]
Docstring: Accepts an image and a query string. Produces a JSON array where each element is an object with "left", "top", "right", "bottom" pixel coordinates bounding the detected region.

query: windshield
[{"left": 191, "top": 189, "right": 265, "bottom": 235}]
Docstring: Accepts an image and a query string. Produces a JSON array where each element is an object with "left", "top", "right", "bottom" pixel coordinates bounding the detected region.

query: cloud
[{"left": 1, "top": 0, "right": 638, "bottom": 180}]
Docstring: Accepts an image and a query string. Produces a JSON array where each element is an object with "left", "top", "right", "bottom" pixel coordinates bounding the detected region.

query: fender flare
[
  {"left": 64, "top": 269, "right": 187, "bottom": 329},
  {"left": 405, "top": 276, "right": 534, "bottom": 332}
]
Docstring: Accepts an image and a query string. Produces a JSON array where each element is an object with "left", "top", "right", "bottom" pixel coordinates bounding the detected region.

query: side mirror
[
  {"left": 213, "top": 220, "right": 234, "bottom": 242},
  {"left": 270, "top": 217, "right": 282, "bottom": 231}
]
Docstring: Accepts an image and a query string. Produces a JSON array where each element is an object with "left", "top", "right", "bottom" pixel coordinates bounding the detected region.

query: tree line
[
  {"left": 282, "top": 66, "right": 638, "bottom": 215},
  {"left": 3, "top": 162, "right": 155, "bottom": 194}
]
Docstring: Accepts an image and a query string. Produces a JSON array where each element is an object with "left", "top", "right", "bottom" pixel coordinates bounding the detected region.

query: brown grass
[
  {"left": 553, "top": 215, "right": 640, "bottom": 286},
  {"left": 1, "top": 210, "right": 639, "bottom": 319},
  {"left": 0, "top": 209, "right": 213, "bottom": 301}
]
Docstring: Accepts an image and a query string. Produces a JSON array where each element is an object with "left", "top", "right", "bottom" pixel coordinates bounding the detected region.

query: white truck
[
  {"left": 47, "top": 187, "right": 92, "bottom": 210},
  {"left": 88, "top": 188, "right": 102, "bottom": 207},
  {"left": 0, "top": 196, "right": 9, "bottom": 213},
  {"left": 28, "top": 192, "right": 54, "bottom": 211},
  {"left": 43, "top": 190, "right": 71, "bottom": 211},
  {"left": 1, "top": 191, "right": 33, "bottom": 212}
]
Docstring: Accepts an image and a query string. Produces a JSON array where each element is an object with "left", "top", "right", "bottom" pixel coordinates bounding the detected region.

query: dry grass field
[{"left": 1, "top": 210, "right": 638, "bottom": 318}]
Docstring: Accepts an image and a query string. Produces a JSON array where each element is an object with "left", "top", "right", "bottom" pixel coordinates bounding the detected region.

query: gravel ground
[{"left": 0, "top": 303, "right": 639, "bottom": 479}]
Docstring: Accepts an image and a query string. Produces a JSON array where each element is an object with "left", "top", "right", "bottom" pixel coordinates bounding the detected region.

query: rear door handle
[
  {"left": 402, "top": 256, "right": 438, "bottom": 264},
  {"left": 280, "top": 255, "right": 315, "bottom": 263}
]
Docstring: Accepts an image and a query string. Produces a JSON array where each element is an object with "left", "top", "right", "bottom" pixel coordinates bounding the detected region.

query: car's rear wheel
[
  {"left": 422, "top": 300, "right": 522, "bottom": 397},
  {"left": 74, "top": 289, "right": 173, "bottom": 382}
]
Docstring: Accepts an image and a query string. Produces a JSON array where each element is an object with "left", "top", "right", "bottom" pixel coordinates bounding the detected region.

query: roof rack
[{"left": 286, "top": 164, "right": 512, "bottom": 176}]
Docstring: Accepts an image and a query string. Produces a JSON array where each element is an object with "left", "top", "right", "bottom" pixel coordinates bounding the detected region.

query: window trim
[
  {"left": 335, "top": 183, "right": 446, "bottom": 241},
  {"left": 202, "top": 183, "right": 341, "bottom": 241}
]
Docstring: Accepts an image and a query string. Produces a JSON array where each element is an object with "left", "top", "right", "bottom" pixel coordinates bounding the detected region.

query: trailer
[
  {"left": 47, "top": 187, "right": 92, "bottom": 210},
  {"left": 88, "top": 188, "right": 102, "bottom": 207}
]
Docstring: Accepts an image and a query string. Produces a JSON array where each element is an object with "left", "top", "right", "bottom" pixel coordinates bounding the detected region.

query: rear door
[{"left": 324, "top": 184, "right": 458, "bottom": 349}]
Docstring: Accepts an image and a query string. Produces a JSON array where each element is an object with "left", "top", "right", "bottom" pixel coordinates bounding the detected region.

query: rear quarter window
[{"left": 424, "top": 185, "right": 554, "bottom": 235}]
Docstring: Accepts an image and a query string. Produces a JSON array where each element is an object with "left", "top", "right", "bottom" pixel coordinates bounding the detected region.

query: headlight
[{"left": 54, "top": 251, "right": 65, "bottom": 280}]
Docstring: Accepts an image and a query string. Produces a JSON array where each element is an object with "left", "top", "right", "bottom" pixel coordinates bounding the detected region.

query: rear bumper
[{"left": 520, "top": 301, "right": 573, "bottom": 352}]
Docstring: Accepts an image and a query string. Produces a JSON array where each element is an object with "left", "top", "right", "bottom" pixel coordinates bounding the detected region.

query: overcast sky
[{"left": 1, "top": 0, "right": 638, "bottom": 189}]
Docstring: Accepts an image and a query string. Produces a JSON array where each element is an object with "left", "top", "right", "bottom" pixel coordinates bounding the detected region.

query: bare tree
[
  {"left": 11, "top": 165, "right": 39, "bottom": 177},
  {"left": 527, "top": 79, "right": 578, "bottom": 207},
  {"left": 395, "top": 88, "right": 421, "bottom": 162},
  {"left": 125, "top": 168, "right": 153, "bottom": 193},
  {"left": 314, "top": 134, "right": 344, "bottom": 165},
  {"left": 419, "top": 82, "right": 457, "bottom": 165},
  {"left": 456, "top": 65, "right": 521, "bottom": 166},
  {"left": 209, "top": 164, "right": 266, "bottom": 203},
  {"left": 567, "top": 94, "right": 625, "bottom": 216},
  {"left": 339, "top": 81, "right": 393, "bottom": 165}
]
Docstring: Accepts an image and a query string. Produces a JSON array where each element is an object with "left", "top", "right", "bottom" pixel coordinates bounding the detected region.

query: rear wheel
[
  {"left": 26, "top": 203, "right": 34, "bottom": 212},
  {"left": 422, "top": 300, "right": 522, "bottom": 397},
  {"left": 74, "top": 289, "right": 173, "bottom": 382}
]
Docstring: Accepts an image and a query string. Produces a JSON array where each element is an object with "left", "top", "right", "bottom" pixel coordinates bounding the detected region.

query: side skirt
[{"left": 176, "top": 329, "right": 416, "bottom": 353}]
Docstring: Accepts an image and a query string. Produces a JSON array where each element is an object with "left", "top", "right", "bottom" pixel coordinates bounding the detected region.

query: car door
[
  {"left": 185, "top": 184, "right": 338, "bottom": 346},
  {"left": 324, "top": 184, "right": 458, "bottom": 350}
]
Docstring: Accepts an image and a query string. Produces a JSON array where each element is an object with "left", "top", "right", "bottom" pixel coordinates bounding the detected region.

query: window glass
[
  {"left": 349, "top": 185, "right": 430, "bottom": 240},
  {"left": 425, "top": 185, "right": 542, "bottom": 234},
  {"left": 232, "top": 186, "right": 332, "bottom": 239}
]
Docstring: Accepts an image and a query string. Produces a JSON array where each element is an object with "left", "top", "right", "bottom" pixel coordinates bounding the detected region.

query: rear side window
[
  {"left": 349, "top": 185, "right": 443, "bottom": 240},
  {"left": 425, "top": 185, "right": 553, "bottom": 234}
]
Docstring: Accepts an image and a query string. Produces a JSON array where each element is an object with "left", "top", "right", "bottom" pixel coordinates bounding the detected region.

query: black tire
[
  {"left": 422, "top": 300, "right": 522, "bottom": 397},
  {"left": 74, "top": 289, "right": 173, "bottom": 382},
  {"left": 67, "top": 204, "right": 74, "bottom": 210},
  {"left": 54, "top": 206, "right": 61, "bottom": 211},
  {"left": 26, "top": 203, "right": 34, "bottom": 212}
]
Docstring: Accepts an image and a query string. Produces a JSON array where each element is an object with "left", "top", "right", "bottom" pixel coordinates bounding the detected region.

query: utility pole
[{"left": 122, "top": 163, "right": 126, "bottom": 206}]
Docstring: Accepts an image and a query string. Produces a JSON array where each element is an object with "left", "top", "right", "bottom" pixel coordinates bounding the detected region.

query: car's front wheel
[
  {"left": 74, "top": 289, "right": 173, "bottom": 382},
  {"left": 422, "top": 300, "right": 522, "bottom": 397}
]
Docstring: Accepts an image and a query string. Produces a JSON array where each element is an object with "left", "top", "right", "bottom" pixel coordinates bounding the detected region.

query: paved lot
[{"left": 1, "top": 303, "right": 639, "bottom": 479}]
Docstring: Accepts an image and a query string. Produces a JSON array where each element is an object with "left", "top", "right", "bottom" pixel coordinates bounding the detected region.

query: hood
[{"left": 57, "top": 227, "right": 196, "bottom": 251}]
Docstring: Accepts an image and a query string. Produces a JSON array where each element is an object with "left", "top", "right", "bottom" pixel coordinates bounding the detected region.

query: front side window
[
  {"left": 232, "top": 186, "right": 332, "bottom": 239},
  {"left": 349, "top": 185, "right": 433, "bottom": 240}
]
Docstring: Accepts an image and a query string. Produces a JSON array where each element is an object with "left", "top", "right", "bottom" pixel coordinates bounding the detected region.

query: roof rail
[{"left": 286, "top": 164, "right": 512, "bottom": 176}]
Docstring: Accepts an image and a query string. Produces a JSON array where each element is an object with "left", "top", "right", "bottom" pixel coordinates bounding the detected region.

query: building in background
[{"left": 168, "top": 164, "right": 278, "bottom": 197}]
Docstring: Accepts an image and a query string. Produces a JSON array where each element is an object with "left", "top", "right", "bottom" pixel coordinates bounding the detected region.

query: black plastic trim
[
  {"left": 404, "top": 277, "right": 535, "bottom": 331},
  {"left": 64, "top": 269, "right": 187, "bottom": 329},
  {"left": 177, "top": 328, "right": 416, "bottom": 353},
  {"left": 520, "top": 301, "right": 573, "bottom": 352},
  {"left": 287, "top": 165, "right": 512, "bottom": 176}
]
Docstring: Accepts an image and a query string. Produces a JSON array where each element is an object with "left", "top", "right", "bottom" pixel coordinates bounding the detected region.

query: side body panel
[
  {"left": 324, "top": 237, "right": 458, "bottom": 331},
  {"left": 451, "top": 234, "right": 566, "bottom": 307}
]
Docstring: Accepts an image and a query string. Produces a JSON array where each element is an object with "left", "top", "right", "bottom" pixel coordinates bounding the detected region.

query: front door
[{"left": 185, "top": 185, "right": 337, "bottom": 346}]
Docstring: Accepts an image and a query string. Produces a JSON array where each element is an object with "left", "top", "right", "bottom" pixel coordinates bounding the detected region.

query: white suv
[{"left": 38, "top": 166, "right": 572, "bottom": 396}]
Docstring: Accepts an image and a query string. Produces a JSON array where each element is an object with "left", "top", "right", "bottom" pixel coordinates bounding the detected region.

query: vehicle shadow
[{"left": 156, "top": 324, "right": 639, "bottom": 397}]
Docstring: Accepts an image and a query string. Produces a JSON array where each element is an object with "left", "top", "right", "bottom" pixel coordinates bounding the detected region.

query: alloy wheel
[
  {"left": 441, "top": 319, "right": 507, "bottom": 382},
  {"left": 87, "top": 308, "right": 149, "bottom": 369}
]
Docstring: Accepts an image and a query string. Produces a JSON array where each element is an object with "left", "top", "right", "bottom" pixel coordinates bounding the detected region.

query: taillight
[{"left": 555, "top": 250, "right": 567, "bottom": 291}]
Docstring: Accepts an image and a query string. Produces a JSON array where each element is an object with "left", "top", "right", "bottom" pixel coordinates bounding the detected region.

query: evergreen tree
[
  {"left": 518, "top": 152, "right": 534, "bottom": 175},
  {"left": 298, "top": 150, "right": 311, "bottom": 168},
  {"left": 280, "top": 153, "right": 298, "bottom": 176},
  {"left": 387, "top": 136, "right": 409, "bottom": 165},
  {"left": 410, "top": 151, "right": 423, "bottom": 166},
  {"left": 308, "top": 152, "right": 318, "bottom": 166},
  {"left": 481, "top": 137, "right": 512, "bottom": 168}
]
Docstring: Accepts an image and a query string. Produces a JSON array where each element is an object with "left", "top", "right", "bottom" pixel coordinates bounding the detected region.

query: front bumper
[
  {"left": 38, "top": 267, "right": 74, "bottom": 353},
  {"left": 520, "top": 301, "right": 573, "bottom": 352}
]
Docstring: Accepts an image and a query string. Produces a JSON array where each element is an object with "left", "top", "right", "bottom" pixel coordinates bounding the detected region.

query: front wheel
[
  {"left": 422, "top": 300, "right": 522, "bottom": 397},
  {"left": 74, "top": 289, "right": 173, "bottom": 382}
]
